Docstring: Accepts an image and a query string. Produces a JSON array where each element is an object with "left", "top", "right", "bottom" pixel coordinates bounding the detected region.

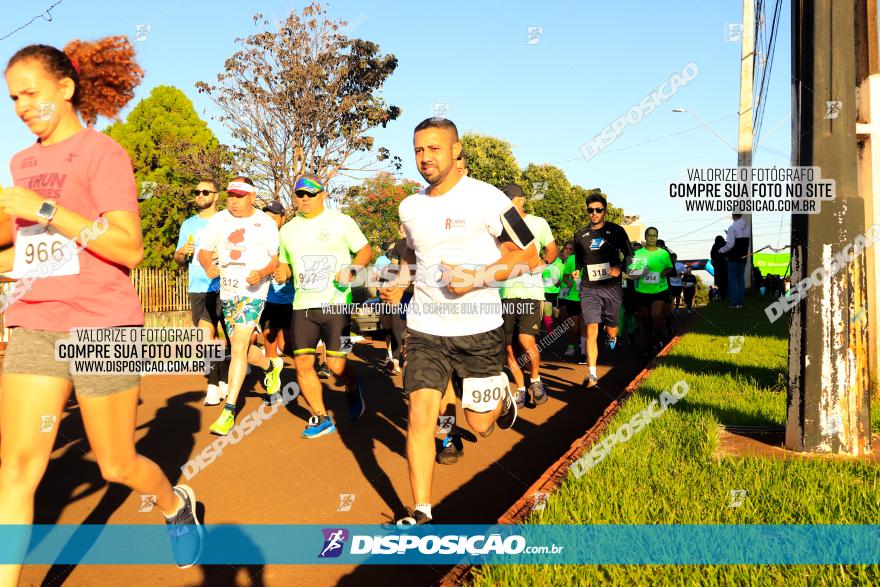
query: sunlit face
[
  {"left": 645, "top": 229, "right": 659, "bottom": 246},
  {"left": 6, "top": 59, "right": 76, "bottom": 141},
  {"left": 295, "top": 190, "right": 325, "bottom": 216},
  {"left": 561, "top": 243, "right": 575, "bottom": 260},
  {"left": 193, "top": 181, "right": 217, "bottom": 211},
  {"left": 587, "top": 201, "right": 606, "bottom": 224},
  {"left": 455, "top": 157, "right": 468, "bottom": 177},
  {"left": 414, "top": 127, "right": 460, "bottom": 187},
  {"left": 226, "top": 187, "right": 255, "bottom": 217}
]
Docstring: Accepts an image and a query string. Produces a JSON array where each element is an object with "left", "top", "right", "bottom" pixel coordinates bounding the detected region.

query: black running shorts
[{"left": 402, "top": 326, "right": 505, "bottom": 395}]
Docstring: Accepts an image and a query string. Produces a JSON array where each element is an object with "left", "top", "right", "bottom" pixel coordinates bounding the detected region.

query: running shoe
[
  {"left": 209, "top": 408, "right": 235, "bottom": 436},
  {"left": 436, "top": 435, "right": 463, "bottom": 465},
  {"left": 317, "top": 363, "right": 332, "bottom": 379},
  {"left": 584, "top": 375, "right": 600, "bottom": 389},
  {"left": 302, "top": 415, "right": 336, "bottom": 439},
  {"left": 497, "top": 386, "right": 518, "bottom": 430},
  {"left": 578, "top": 354, "right": 588, "bottom": 365},
  {"left": 346, "top": 377, "right": 366, "bottom": 421},
  {"left": 164, "top": 484, "right": 204, "bottom": 569},
  {"left": 529, "top": 380, "right": 548, "bottom": 405},
  {"left": 563, "top": 346, "right": 576, "bottom": 358},
  {"left": 514, "top": 387, "right": 527, "bottom": 409},
  {"left": 263, "top": 357, "right": 283, "bottom": 397},
  {"left": 606, "top": 336, "right": 618, "bottom": 351},
  {"left": 204, "top": 384, "right": 226, "bottom": 406},
  {"left": 396, "top": 509, "right": 432, "bottom": 527}
]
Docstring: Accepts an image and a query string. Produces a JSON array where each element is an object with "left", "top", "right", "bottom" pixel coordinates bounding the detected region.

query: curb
[{"left": 439, "top": 331, "right": 688, "bottom": 586}]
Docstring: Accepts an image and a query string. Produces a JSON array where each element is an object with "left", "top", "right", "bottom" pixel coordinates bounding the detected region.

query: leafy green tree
[
  {"left": 105, "top": 85, "right": 233, "bottom": 269},
  {"left": 459, "top": 133, "right": 521, "bottom": 189},
  {"left": 340, "top": 172, "right": 422, "bottom": 259}
]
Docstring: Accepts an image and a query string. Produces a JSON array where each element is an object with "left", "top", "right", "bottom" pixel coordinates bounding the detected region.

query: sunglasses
[
  {"left": 192, "top": 189, "right": 216, "bottom": 196},
  {"left": 295, "top": 191, "right": 320, "bottom": 199},
  {"left": 588, "top": 207, "right": 605, "bottom": 214}
]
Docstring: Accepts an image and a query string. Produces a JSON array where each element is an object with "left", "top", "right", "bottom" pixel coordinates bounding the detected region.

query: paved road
[{"left": 16, "top": 323, "right": 669, "bottom": 586}]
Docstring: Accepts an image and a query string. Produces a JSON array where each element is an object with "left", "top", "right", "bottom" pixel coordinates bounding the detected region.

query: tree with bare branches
[{"left": 196, "top": 2, "right": 402, "bottom": 207}]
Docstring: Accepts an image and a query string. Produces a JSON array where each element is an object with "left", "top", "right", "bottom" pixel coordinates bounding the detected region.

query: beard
[
  {"left": 195, "top": 197, "right": 215, "bottom": 211},
  {"left": 419, "top": 163, "right": 451, "bottom": 187}
]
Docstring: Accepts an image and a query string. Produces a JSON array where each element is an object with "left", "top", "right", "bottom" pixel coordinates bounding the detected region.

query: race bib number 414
[{"left": 642, "top": 271, "right": 661, "bottom": 285}]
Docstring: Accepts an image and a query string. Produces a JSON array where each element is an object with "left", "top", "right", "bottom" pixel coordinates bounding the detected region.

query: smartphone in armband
[{"left": 500, "top": 207, "right": 535, "bottom": 249}]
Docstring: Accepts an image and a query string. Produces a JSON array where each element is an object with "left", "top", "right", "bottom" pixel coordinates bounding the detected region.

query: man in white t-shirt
[
  {"left": 379, "top": 118, "right": 538, "bottom": 526},
  {"left": 198, "top": 177, "right": 282, "bottom": 436}
]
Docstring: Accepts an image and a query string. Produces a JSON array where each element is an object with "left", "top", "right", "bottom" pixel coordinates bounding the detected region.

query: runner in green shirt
[
  {"left": 559, "top": 242, "right": 584, "bottom": 360},
  {"left": 499, "top": 184, "right": 557, "bottom": 407},
  {"left": 542, "top": 256, "right": 565, "bottom": 332},
  {"left": 630, "top": 226, "right": 676, "bottom": 354},
  {"left": 275, "top": 174, "right": 372, "bottom": 439}
]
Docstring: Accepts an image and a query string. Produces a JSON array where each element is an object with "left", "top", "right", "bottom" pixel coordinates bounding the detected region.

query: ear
[
  {"left": 452, "top": 141, "right": 462, "bottom": 161},
  {"left": 59, "top": 76, "right": 76, "bottom": 101}
]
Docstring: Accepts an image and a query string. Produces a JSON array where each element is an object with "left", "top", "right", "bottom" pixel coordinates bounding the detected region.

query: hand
[
  {"left": 609, "top": 266, "right": 621, "bottom": 278},
  {"left": 179, "top": 242, "right": 195, "bottom": 257},
  {"left": 206, "top": 264, "right": 220, "bottom": 279},
  {"left": 0, "top": 186, "right": 50, "bottom": 223},
  {"left": 274, "top": 265, "right": 290, "bottom": 283},
  {"left": 335, "top": 269, "right": 352, "bottom": 287},
  {"left": 571, "top": 269, "right": 581, "bottom": 281},
  {"left": 246, "top": 270, "right": 263, "bottom": 286},
  {"left": 441, "top": 261, "right": 476, "bottom": 296},
  {"left": 379, "top": 285, "right": 404, "bottom": 305}
]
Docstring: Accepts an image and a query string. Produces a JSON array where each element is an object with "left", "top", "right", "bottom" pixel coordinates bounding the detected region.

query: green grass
[{"left": 473, "top": 298, "right": 880, "bottom": 586}]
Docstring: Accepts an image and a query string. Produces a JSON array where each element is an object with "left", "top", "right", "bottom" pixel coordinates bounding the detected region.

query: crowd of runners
[{"left": 0, "top": 37, "right": 701, "bottom": 579}]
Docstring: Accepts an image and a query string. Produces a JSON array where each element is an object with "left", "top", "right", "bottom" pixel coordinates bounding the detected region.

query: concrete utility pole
[
  {"left": 738, "top": 0, "right": 755, "bottom": 288},
  {"left": 855, "top": 0, "right": 880, "bottom": 406},
  {"left": 787, "top": 0, "right": 872, "bottom": 455}
]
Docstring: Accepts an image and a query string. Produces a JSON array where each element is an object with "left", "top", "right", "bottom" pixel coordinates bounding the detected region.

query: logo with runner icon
[
  {"left": 589, "top": 238, "right": 605, "bottom": 251},
  {"left": 318, "top": 528, "right": 349, "bottom": 558}
]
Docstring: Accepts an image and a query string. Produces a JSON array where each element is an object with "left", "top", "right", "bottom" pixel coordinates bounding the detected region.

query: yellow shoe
[
  {"left": 209, "top": 408, "right": 235, "bottom": 436},
  {"left": 264, "top": 357, "right": 283, "bottom": 396}
]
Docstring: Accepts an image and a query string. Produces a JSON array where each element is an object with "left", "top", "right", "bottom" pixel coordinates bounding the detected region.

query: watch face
[{"left": 38, "top": 201, "right": 56, "bottom": 220}]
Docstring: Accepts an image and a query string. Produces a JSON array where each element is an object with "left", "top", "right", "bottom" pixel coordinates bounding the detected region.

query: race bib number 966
[
  {"left": 12, "top": 225, "right": 79, "bottom": 278},
  {"left": 461, "top": 373, "right": 508, "bottom": 413}
]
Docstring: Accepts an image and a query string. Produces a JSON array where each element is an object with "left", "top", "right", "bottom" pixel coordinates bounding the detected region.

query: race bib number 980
[{"left": 461, "top": 373, "right": 508, "bottom": 413}]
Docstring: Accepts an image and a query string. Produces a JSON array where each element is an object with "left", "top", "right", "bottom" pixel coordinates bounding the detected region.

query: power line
[
  {"left": 0, "top": 0, "right": 66, "bottom": 42},
  {"left": 555, "top": 114, "right": 738, "bottom": 165}
]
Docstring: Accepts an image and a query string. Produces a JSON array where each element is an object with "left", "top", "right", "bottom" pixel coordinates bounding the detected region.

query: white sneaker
[
  {"left": 219, "top": 381, "right": 228, "bottom": 398},
  {"left": 204, "top": 384, "right": 223, "bottom": 406}
]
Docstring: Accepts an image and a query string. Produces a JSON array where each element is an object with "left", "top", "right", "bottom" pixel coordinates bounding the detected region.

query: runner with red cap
[{"left": 197, "top": 176, "right": 283, "bottom": 435}]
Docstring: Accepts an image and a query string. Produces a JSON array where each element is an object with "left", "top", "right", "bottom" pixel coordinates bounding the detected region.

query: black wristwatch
[{"left": 37, "top": 200, "right": 57, "bottom": 225}]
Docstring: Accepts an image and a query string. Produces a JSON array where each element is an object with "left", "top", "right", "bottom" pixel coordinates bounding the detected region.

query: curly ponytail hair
[{"left": 6, "top": 36, "right": 144, "bottom": 126}]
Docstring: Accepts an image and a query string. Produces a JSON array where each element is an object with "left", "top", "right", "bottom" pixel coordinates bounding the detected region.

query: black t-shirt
[
  {"left": 572, "top": 221, "right": 633, "bottom": 289},
  {"left": 682, "top": 274, "right": 697, "bottom": 288}
]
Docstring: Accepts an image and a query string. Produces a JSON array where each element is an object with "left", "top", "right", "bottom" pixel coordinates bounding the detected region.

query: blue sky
[{"left": 0, "top": 0, "right": 792, "bottom": 260}]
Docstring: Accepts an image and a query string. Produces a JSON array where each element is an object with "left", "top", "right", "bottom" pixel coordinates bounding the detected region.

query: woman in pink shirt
[{"left": 0, "top": 37, "right": 202, "bottom": 580}]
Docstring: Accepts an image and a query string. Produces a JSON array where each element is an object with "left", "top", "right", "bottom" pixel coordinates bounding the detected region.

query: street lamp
[{"left": 672, "top": 108, "right": 738, "bottom": 152}]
